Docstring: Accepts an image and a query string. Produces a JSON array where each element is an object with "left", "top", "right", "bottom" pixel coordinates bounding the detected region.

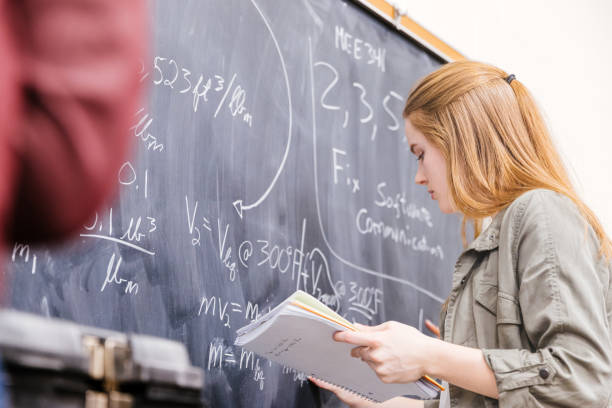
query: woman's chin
[{"left": 438, "top": 201, "right": 455, "bottom": 214}]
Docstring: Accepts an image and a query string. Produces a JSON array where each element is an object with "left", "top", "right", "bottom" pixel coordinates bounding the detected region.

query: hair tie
[{"left": 505, "top": 74, "right": 516, "bottom": 84}]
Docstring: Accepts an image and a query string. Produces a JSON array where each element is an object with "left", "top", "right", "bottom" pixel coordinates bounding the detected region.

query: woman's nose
[{"left": 414, "top": 165, "right": 427, "bottom": 185}]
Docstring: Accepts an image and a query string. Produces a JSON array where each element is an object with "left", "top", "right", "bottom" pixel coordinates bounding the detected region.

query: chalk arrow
[
  {"left": 233, "top": 0, "right": 293, "bottom": 219},
  {"left": 233, "top": 200, "right": 244, "bottom": 219}
]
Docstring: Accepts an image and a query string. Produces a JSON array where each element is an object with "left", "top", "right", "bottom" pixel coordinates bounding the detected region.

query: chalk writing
[
  {"left": 355, "top": 208, "right": 444, "bottom": 259},
  {"left": 332, "top": 147, "right": 360, "bottom": 193},
  {"left": 335, "top": 25, "right": 386, "bottom": 72},
  {"left": 152, "top": 56, "right": 253, "bottom": 126},
  {"left": 118, "top": 161, "right": 149, "bottom": 199},
  {"left": 314, "top": 58, "right": 401, "bottom": 139},
  {"left": 207, "top": 339, "right": 266, "bottom": 390},
  {"left": 217, "top": 220, "right": 239, "bottom": 282},
  {"left": 101, "top": 253, "right": 139, "bottom": 295},
  {"left": 198, "top": 294, "right": 262, "bottom": 329},
  {"left": 185, "top": 196, "right": 211, "bottom": 246},
  {"left": 374, "top": 182, "right": 434, "bottom": 226},
  {"left": 282, "top": 366, "right": 308, "bottom": 386},
  {"left": 11, "top": 243, "right": 37, "bottom": 275},
  {"left": 347, "top": 283, "right": 383, "bottom": 321},
  {"left": 132, "top": 108, "right": 164, "bottom": 153},
  {"left": 81, "top": 208, "right": 155, "bottom": 256}
]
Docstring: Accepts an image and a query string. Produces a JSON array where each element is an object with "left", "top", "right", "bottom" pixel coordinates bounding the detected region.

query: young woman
[{"left": 311, "top": 61, "right": 612, "bottom": 407}]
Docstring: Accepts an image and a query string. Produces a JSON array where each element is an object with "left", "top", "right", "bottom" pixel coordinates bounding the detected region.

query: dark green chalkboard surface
[{"left": 8, "top": 1, "right": 462, "bottom": 406}]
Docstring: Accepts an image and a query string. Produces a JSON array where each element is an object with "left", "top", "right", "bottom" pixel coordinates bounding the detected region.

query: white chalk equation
[
  {"left": 151, "top": 56, "right": 253, "bottom": 126},
  {"left": 207, "top": 340, "right": 267, "bottom": 391},
  {"left": 184, "top": 211, "right": 344, "bottom": 309},
  {"left": 198, "top": 295, "right": 263, "bottom": 329},
  {"left": 81, "top": 207, "right": 156, "bottom": 256},
  {"left": 206, "top": 339, "right": 310, "bottom": 392}
]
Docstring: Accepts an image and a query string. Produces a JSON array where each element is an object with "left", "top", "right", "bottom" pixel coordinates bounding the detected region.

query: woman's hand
[
  {"left": 310, "top": 376, "right": 425, "bottom": 407},
  {"left": 330, "top": 320, "right": 499, "bottom": 400},
  {"left": 334, "top": 321, "right": 436, "bottom": 384},
  {"left": 309, "top": 376, "right": 377, "bottom": 408}
]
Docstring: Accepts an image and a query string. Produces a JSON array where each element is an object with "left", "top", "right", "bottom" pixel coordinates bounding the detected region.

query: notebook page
[{"left": 239, "top": 309, "right": 434, "bottom": 402}]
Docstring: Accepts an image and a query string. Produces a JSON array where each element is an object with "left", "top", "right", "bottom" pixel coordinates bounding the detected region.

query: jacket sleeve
[
  {"left": 482, "top": 191, "right": 612, "bottom": 407},
  {"left": 6, "top": 0, "right": 148, "bottom": 243}
]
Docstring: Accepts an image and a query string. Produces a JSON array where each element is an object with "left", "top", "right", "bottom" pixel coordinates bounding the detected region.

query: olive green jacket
[{"left": 425, "top": 189, "right": 612, "bottom": 407}]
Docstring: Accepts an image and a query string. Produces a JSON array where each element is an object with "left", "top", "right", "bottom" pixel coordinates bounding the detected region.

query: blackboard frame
[{"left": 354, "top": 0, "right": 464, "bottom": 63}]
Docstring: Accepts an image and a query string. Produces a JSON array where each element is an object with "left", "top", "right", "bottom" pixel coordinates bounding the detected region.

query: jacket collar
[{"left": 466, "top": 209, "right": 507, "bottom": 252}]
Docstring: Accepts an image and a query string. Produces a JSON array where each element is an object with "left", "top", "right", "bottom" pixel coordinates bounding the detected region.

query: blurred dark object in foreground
[
  {"left": 0, "top": 0, "right": 148, "bottom": 292},
  {"left": 0, "top": 310, "right": 205, "bottom": 408}
]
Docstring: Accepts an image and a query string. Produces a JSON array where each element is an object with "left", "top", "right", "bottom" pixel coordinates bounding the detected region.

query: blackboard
[{"left": 7, "top": 0, "right": 463, "bottom": 406}]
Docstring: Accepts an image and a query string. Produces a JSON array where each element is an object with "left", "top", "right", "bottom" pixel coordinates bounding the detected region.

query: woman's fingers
[
  {"left": 334, "top": 330, "right": 377, "bottom": 347},
  {"left": 309, "top": 376, "right": 376, "bottom": 408},
  {"left": 308, "top": 376, "right": 332, "bottom": 390},
  {"left": 351, "top": 346, "right": 385, "bottom": 366},
  {"left": 354, "top": 322, "right": 389, "bottom": 332},
  {"left": 364, "top": 359, "right": 380, "bottom": 375},
  {"left": 353, "top": 322, "right": 376, "bottom": 331},
  {"left": 308, "top": 376, "right": 340, "bottom": 395},
  {"left": 350, "top": 345, "right": 374, "bottom": 360}
]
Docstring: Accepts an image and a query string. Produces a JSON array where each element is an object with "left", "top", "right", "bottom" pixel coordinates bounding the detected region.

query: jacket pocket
[{"left": 474, "top": 282, "right": 498, "bottom": 315}]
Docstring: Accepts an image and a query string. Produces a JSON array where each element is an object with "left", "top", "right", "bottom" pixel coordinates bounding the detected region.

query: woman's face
[{"left": 405, "top": 118, "right": 454, "bottom": 214}]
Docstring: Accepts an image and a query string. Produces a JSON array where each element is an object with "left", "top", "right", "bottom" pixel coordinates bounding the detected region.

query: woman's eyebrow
[{"left": 409, "top": 144, "right": 418, "bottom": 154}]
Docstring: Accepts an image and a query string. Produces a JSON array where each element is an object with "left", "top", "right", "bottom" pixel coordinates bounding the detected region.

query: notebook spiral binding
[{"left": 310, "top": 374, "right": 380, "bottom": 403}]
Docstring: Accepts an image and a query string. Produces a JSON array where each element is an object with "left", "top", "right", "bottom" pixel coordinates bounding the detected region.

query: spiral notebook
[{"left": 235, "top": 290, "right": 443, "bottom": 402}]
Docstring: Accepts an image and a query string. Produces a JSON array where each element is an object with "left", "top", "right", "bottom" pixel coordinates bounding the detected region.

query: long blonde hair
[{"left": 403, "top": 60, "right": 611, "bottom": 260}]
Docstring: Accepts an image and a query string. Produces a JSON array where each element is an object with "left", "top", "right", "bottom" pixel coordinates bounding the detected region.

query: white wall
[{"left": 390, "top": 0, "right": 612, "bottom": 236}]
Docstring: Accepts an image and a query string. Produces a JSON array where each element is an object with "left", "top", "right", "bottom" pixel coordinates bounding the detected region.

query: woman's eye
[{"left": 417, "top": 152, "right": 424, "bottom": 161}]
